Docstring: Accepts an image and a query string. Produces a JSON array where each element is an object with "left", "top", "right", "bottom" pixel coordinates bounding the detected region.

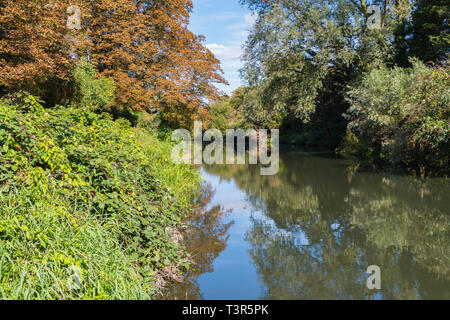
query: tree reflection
[
  {"left": 205, "top": 152, "right": 450, "bottom": 299},
  {"left": 162, "top": 184, "right": 233, "bottom": 299}
]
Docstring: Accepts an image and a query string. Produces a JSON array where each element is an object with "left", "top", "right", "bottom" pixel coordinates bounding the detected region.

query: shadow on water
[{"left": 165, "top": 151, "right": 450, "bottom": 300}]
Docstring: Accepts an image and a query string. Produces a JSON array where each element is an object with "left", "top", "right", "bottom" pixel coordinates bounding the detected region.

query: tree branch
[{"left": 350, "top": 0, "right": 369, "bottom": 18}]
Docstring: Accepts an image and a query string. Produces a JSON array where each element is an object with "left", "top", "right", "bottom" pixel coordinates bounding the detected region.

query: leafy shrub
[
  {"left": 405, "top": 66, "right": 450, "bottom": 170},
  {"left": 209, "top": 96, "right": 246, "bottom": 133},
  {"left": 338, "top": 129, "right": 374, "bottom": 164},
  {"left": 344, "top": 61, "right": 426, "bottom": 161},
  {"left": 72, "top": 58, "right": 116, "bottom": 112},
  {"left": 0, "top": 93, "right": 200, "bottom": 299},
  {"left": 343, "top": 60, "right": 449, "bottom": 172}
]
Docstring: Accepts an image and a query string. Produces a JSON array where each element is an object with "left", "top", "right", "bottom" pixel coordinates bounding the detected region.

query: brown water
[{"left": 164, "top": 151, "right": 450, "bottom": 300}]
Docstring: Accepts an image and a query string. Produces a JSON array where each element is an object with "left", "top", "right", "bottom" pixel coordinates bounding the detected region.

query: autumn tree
[
  {"left": 0, "top": 0, "right": 226, "bottom": 127},
  {"left": 87, "top": 0, "right": 226, "bottom": 128},
  {"left": 0, "top": 0, "right": 87, "bottom": 103}
]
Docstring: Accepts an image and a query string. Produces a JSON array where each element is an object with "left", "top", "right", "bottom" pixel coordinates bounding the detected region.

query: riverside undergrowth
[{"left": 0, "top": 93, "right": 200, "bottom": 299}]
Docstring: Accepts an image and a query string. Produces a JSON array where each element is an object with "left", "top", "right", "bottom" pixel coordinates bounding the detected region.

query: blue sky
[{"left": 189, "top": 0, "right": 256, "bottom": 95}]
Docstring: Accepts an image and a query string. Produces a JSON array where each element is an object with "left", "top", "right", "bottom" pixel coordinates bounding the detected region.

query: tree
[
  {"left": 0, "top": 0, "right": 226, "bottom": 127},
  {"left": 0, "top": 0, "right": 86, "bottom": 102},
  {"left": 202, "top": 153, "right": 450, "bottom": 298},
  {"left": 72, "top": 57, "right": 116, "bottom": 111},
  {"left": 239, "top": 0, "right": 413, "bottom": 128},
  {"left": 408, "top": 0, "right": 450, "bottom": 63},
  {"left": 87, "top": 0, "right": 227, "bottom": 127}
]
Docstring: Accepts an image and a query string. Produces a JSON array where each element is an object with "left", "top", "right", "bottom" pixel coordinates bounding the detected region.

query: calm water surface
[{"left": 165, "top": 152, "right": 450, "bottom": 300}]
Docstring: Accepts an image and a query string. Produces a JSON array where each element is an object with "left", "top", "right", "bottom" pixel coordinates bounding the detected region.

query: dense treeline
[
  {"left": 209, "top": 0, "right": 449, "bottom": 173},
  {"left": 343, "top": 61, "right": 449, "bottom": 172},
  {"left": 0, "top": 0, "right": 226, "bottom": 127}
]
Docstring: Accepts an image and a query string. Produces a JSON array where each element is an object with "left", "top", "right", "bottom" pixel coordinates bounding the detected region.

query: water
[{"left": 164, "top": 151, "right": 450, "bottom": 300}]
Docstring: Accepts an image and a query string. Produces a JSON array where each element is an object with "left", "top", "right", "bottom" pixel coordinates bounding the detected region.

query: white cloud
[
  {"left": 205, "top": 43, "right": 242, "bottom": 61},
  {"left": 228, "top": 12, "right": 258, "bottom": 31},
  {"left": 205, "top": 43, "right": 243, "bottom": 94},
  {"left": 244, "top": 13, "right": 258, "bottom": 26},
  {"left": 189, "top": 1, "right": 257, "bottom": 94}
]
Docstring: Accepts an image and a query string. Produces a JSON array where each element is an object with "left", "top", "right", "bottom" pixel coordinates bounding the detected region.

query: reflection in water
[
  {"left": 169, "top": 152, "right": 450, "bottom": 299},
  {"left": 162, "top": 184, "right": 233, "bottom": 299}
]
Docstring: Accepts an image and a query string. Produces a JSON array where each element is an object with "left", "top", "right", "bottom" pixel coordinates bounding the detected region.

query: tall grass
[{"left": 0, "top": 94, "right": 200, "bottom": 299}]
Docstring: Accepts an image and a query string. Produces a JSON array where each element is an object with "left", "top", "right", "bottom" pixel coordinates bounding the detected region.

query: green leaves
[
  {"left": 343, "top": 60, "right": 449, "bottom": 172},
  {"left": 408, "top": 0, "right": 450, "bottom": 63},
  {"left": 72, "top": 58, "right": 116, "bottom": 112},
  {"left": 405, "top": 67, "right": 450, "bottom": 170},
  {"left": 0, "top": 95, "right": 200, "bottom": 298},
  {"left": 240, "top": 0, "right": 404, "bottom": 126}
]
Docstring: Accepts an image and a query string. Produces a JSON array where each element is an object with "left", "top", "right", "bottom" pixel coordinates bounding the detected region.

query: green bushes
[
  {"left": 0, "top": 93, "right": 200, "bottom": 299},
  {"left": 405, "top": 67, "right": 450, "bottom": 170},
  {"left": 342, "top": 60, "right": 449, "bottom": 173},
  {"left": 209, "top": 98, "right": 237, "bottom": 133},
  {"left": 208, "top": 88, "right": 247, "bottom": 133},
  {"left": 338, "top": 129, "right": 374, "bottom": 164},
  {"left": 72, "top": 58, "right": 116, "bottom": 112}
]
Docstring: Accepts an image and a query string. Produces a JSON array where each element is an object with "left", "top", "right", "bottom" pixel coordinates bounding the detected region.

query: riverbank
[{"left": 0, "top": 94, "right": 201, "bottom": 299}]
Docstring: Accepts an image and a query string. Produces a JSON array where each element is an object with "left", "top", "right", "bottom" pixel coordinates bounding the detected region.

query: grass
[{"left": 0, "top": 94, "right": 200, "bottom": 299}]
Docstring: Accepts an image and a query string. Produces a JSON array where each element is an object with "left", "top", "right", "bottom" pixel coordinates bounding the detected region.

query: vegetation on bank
[
  {"left": 342, "top": 60, "right": 449, "bottom": 172},
  {"left": 207, "top": 0, "right": 449, "bottom": 173},
  {"left": 1, "top": 0, "right": 218, "bottom": 298},
  {"left": 0, "top": 94, "right": 200, "bottom": 299},
  {"left": 201, "top": 156, "right": 450, "bottom": 299}
]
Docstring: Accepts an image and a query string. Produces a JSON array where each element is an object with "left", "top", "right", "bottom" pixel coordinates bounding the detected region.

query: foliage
[
  {"left": 239, "top": 0, "right": 413, "bottom": 126},
  {"left": 338, "top": 128, "right": 374, "bottom": 164},
  {"left": 0, "top": 94, "right": 200, "bottom": 299},
  {"left": 405, "top": 65, "right": 450, "bottom": 170},
  {"left": 72, "top": 58, "right": 116, "bottom": 112},
  {"left": 208, "top": 87, "right": 246, "bottom": 133},
  {"left": 408, "top": 0, "right": 450, "bottom": 63},
  {"left": 344, "top": 61, "right": 425, "bottom": 156},
  {"left": 343, "top": 60, "right": 449, "bottom": 172},
  {"left": 0, "top": 0, "right": 226, "bottom": 126},
  {"left": 84, "top": 0, "right": 226, "bottom": 126}
]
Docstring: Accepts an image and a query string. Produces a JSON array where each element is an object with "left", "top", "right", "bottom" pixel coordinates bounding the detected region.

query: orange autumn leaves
[
  {"left": 0, "top": 0, "right": 226, "bottom": 127},
  {"left": 0, "top": 1, "right": 80, "bottom": 89}
]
